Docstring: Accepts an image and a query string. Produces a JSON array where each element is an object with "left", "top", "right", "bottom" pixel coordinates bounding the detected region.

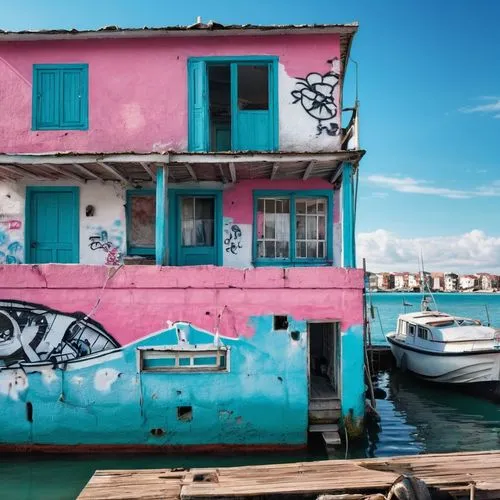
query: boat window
[
  {"left": 417, "top": 327, "right": 428, "bottom": 340},
  {"left": 408, "top": 324, "right": 415, "bottom": 336}
]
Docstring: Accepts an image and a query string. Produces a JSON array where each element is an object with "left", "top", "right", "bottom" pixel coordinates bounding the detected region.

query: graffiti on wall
[
  {"left": 223, "top": 218, "right": 243, "bottom": 255},
  {"left": 0, "top": 217, "right": 23, "bottom": 264},
  {"left": 291, "top": 65, "right": 340, "bottom": 137},
  {"left": 88, "top": 220, "right": 123, "bottom": 265},
  {"left": 0, "top": 300, "right": 120, "bottom": 371}
]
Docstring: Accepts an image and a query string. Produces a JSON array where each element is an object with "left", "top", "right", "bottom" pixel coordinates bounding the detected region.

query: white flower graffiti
[{"left": 291, "top": 71, "right": 340, "bottom": 136}]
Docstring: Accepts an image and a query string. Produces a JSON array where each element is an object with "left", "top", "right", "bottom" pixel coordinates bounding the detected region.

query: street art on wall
[
  {"left": 87, "top": 220, "right": 123, "bottom": 265},
  {"left": 0, "top": 300, "right": 119, "bottom": 370},
  {"left": 0, "top": 217, "right": 23, "bottom": 264},
  {"left": 224, "top": 223, "right": 243, "bottom": 255},
  {"left": 291, "top": 69, "right": 340, "bottom": 137}
]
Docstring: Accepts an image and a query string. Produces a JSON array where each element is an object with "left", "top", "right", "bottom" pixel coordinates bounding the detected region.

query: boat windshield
[{"left": 455, "top": 318, "right": 482, "bottom": 326}]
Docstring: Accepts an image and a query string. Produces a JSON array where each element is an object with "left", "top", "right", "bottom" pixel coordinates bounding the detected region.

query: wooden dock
[{"left": 78, "top": 450, "right": 500, "bottom": 499}]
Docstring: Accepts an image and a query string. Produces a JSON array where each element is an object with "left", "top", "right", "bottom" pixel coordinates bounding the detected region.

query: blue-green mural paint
[
  {"left": 341, "top": 325, "right": 365, "bottom": 429},
  {"left": 0, "top": 313, "right": 310, "bottom": 448}
]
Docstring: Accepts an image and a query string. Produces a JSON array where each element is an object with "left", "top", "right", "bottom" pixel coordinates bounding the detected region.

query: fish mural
[{"left": 0, "top": 300, "right": 119, "bottom": 370}]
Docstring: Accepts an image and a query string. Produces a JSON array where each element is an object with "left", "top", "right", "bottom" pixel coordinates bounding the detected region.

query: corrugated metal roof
[{"left": 0, "top": 21, "right": 358, "bottom": 70}]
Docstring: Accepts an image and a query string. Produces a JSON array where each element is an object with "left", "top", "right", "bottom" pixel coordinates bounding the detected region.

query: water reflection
[{"left": 360, "top": 370, "right": 500, "bottom": 458}]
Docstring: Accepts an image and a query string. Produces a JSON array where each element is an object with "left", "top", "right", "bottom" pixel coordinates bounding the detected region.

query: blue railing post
[
  {"left": 155, "top": 165, "right": 168, "bottom": 266},
  {"left": 342, "top": 162, "right": 355, "bottom": 268}
]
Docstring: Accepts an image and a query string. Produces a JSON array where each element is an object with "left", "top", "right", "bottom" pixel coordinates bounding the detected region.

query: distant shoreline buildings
[{"left": 366, "top": 272, "right": 500, "bottom": 293}]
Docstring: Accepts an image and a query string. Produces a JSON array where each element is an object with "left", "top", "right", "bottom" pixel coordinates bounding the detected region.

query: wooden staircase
[{"left": 308, "top": 395, "right": 342, "bottom": 454}]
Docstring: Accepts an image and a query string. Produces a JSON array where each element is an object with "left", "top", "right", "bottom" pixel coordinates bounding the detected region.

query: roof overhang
[
  {"left": 0, "top": 22, "right": 358, "bottom": 74},
  {"left": 0, "top": 151, "right": 364, "bottom": 185}
]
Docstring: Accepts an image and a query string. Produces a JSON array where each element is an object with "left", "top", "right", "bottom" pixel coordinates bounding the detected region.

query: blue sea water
[{"left": 1, "top": 293, "right": 499, "bottom": 499}]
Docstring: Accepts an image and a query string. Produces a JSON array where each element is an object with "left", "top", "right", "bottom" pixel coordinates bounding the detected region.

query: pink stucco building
[{"left": 0, "top": 21, "right": 365, "bottom": 453}]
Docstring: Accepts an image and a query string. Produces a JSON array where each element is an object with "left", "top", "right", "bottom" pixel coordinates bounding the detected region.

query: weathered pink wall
[
  {"left": 223, "top": 179, "right": 333, "bottom": 225},
  {"left": 0, "top": 265, "right": 363, "bottom": 344},
  {"left": 0, "top": 34, "right": 340, "bottom": 154}
]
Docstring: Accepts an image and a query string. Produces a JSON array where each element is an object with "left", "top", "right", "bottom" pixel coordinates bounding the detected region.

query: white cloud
[
  {"left": 366, "top": 175, "right": 500, "bottom": 199},
  {"left": 357, "top": 229, "right": 500, "bottom": 273},
  {"left": 459, "top": 97, "right": 500, "bottom": 118}
]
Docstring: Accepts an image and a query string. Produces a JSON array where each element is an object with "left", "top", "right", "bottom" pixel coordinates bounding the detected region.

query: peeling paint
[{"left": 94, "top": 368, "right": 120, "bottom": 392}]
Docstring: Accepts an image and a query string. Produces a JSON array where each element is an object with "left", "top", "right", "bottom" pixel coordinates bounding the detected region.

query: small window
[
  {"left": 32, "top": 64, "right": 88, "bottom": 130},
  {"left": 127, "top": 191, "right": 156, "bottom": 255},
  {"left": 138, "top": 347, "right": 229, "bottom": 373},
  {"left": 417, "top": 327, "right": 428, "bottom": 340},
  {"left": 274, "top": 315, "right": 289, "bottom": 330},
  {"left": 408, "top": 325, "right": 415, "bottom": 336},
  {"left": 255, "top": 192, "right": 331, "bottom": 265}
]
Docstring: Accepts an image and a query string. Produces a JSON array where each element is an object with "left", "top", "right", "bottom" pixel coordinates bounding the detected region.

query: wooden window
[
  {"left": 32, "top": 64, "right": 88, "bottom": 130},
  {"left": 127, "top": 190, "right": 156, "bottom": 256},
  {"left": 254, "top": 190, "right": 333, "bottom": 266},
  {"left": 137, "top": 346, "right": 229, "bottom": 373}
]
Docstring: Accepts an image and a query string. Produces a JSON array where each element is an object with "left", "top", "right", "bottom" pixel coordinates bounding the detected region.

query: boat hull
[{"left": 387, "top": 335, "right": 500, "bottom": 384}]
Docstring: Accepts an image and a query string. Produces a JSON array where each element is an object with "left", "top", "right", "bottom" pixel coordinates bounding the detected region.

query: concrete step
[
  {"left": 309, "top": 398, "right": 341, "bottom": 411},
  {"left": 308, "top": 423, "right": 339, "bottom": 433},
  {"left": 308, "top": 408, "right": 341, "bottom": 424},
  {"left": 322, "top": 431, "right": 341, "bottom": 447}
]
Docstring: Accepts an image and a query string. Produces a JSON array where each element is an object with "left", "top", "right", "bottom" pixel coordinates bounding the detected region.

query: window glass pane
[
  {"left": 296, "top": 215, "right": 306, "bottom": 239},
  {"left": 295, "top": 197, "right": 327, "bottom": 260},
  {"left": 257, "top": 241, "right": 265, "bottom": 257},
  {"left": 296, "top": 201, "right": 306, "bottom": 214},
  {"left": 306, "top": 200, "right": 317, "bottom": 214},
  {"left": 238, "top": 64, "right": 269, "bottom": 110},
  {"left": 296, "top": 241, "right": 306, "bottom": 258},
  {"left": 256, "top": 197, "right": 290, "bottom": 259},
  {"left": 307, "top": 241, "right": 317, "bottom": 258},
  {"left": 181, "top": 197, "right": 214, "bottom": 247},
  {"left": 264, "top": 214, "right": 275, "bottom": 239},
  {"left": 265, "top": 241, "right": 276, "bottom": 257},
  {"left": 318, "top": 216, "right": 325, "bottom": 239},
  {"left": 306, "top": 216, "right": 317, "bottom": 239},
  {"left": 318, "top": 241, "right": 325, "bottom": 258},
  {"left": 130, "top": 194, "right": 156, "bottom": 248}
]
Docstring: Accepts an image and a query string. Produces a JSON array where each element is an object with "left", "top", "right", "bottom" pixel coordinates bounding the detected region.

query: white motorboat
[{"left": 386, "top": 298, "right": 500, "bottom": 390}]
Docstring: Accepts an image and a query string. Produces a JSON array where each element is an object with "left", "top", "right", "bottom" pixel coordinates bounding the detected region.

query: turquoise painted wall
[
  {"left": 340, "top": 325, "right": 365, "bottom": 429},
  {"left": 0, "top": 316, "right": 309, "bottom": 448}
]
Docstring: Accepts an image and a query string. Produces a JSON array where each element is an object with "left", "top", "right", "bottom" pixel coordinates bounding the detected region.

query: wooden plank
[
  {"left": 72, "top": 162, "right": 104, "bottom": 181},
  {"left": 97, "top": 161, "right": 129, "bottom": 183},
  {"left": 140, "top": 162, "right": 157, "bottom": 183},
  {"left": 78, "top": 451, "right": 500, "bottom": 500},
  {"left": 228, "top": 162, "right": 237, "bottom": 183}
]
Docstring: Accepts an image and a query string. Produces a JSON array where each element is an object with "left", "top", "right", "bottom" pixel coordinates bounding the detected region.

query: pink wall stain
[
  {"left": 223, "top": 179, "right": 334, "bottom": 225},
  {"left": 0, "top": 34, "right": 340, "bottom": 154},
  {"left": 0, "top": 264, "right": 363, "bottom": 345}
]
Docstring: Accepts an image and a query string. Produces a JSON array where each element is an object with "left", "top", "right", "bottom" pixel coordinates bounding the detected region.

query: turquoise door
[
  {"left": 232, "top": 62, "right": 275, "bottom": 152},
  {"left": 27, "top": 187, "right": 79, "bottom": 263},
  {"left": 174, "top": 193, "right": 221, "bottom": 266}
]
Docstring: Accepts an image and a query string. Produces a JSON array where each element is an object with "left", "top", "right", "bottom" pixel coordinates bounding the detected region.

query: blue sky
[{"left": 2, "top": 0, "right": 500, "bottom": 271}]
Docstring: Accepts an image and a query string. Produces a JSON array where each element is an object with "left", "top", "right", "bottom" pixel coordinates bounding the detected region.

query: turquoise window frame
[
  {"left": 126, "top": 189, "right": 156, "bottom": 256},
  {"left": 32, "top": 63, "right": 89, "bottom": 131},
  {"left": 25, "top": 186, "right": 80, "bottom": 264},
  {"left": 187, "top": 56, "right": 279, "bottom": 152},
  {"left": 168, "top": 188, "right": 223, "bottom": 266},
  {"left": 252, "top": 190, "right": 334, "bottom": 267}
]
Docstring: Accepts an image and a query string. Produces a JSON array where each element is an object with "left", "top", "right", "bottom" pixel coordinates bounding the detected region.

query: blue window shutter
[
  {"left": 35, "top": 69, "right": 59, "bottom": 129},
  {"left": 60, "top": 66, "right": 88, "bottom": 129},
  {"left": 33, "top": 64, "right": 88, "bottom": 130},
  {"left": 188, "top": 60, "right": 209, "bottom": 152}
]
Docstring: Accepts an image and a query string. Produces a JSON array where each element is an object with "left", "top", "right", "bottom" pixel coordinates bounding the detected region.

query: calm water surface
[{"left": 1, "top": 293, "right": 499, "bottom": 499}]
